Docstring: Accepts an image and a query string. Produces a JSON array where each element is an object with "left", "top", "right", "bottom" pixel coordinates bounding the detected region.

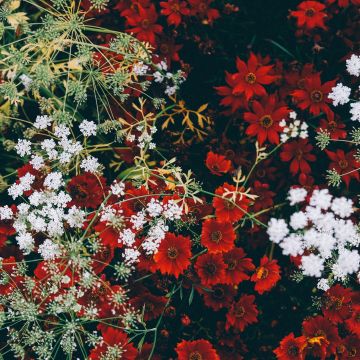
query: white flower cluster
[
  {"left": 280, "top": 111, "right": 309, "bottom": 143},
  {"left": 329, "top": 54, "right": 360, "bottom": 121},
  {"left": 116, "top": 198, "right": 183, "bottom": 265},
  {"left": 267, "top": 187, "right": 360, "bottom": 289},
  {"left": 153, "top": 60, "right": 186, "bottom": 97},
  {"left": 127, "top": 124, "right": 157, "bottom": 150}
]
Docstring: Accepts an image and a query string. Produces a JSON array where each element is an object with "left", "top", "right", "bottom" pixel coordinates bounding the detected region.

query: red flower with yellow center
[
  {"left": 231, "top": 52, "right": 278, "bottom": 101},
  {"left": 175, "top": 339, "right": 220, "bottom": 360},
  {"left": 243, "top": 94, "right": 290, "bottom": 145},
  {"left": 290, "top": 1, "right": 327, "bottom": 30},
  {"left": 292, "top": 73, "right": 336, "bottom": 116},
  {"left": 251, "top": 256, "right": 281, "bottom": 294},
  {"left": 154, "top": 232, "right": 191, "bottom": 278},
  {"left": 225, "top": 294, "right": 259, "bottom": 332},
  {"left": 201, "top": 218, "right": 236, "bottom": 253}
]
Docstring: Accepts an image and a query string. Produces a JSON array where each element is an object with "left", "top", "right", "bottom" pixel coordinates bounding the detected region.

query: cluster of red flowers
[{"left": 275, "top": 285, "right": 360, "bottom": 360}]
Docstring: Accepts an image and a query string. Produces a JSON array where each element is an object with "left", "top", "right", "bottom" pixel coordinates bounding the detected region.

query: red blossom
[
  {"left": 243, "top": 94, "right": 290, "bottom": 145},
  {"left": 188, "top": 0, "right": 220, "bottom": 24},
  {"left": 290, "top": 1, "right": 328, "bottom": 30},
  {"left": 280, "top": 139, "right": 316, "bottom": 175},
  {"left": 231, "top": 52, "right": 278, "bottom": 101},
  {"left": 154, "top": 232, "right": 191, "bottom": 278},
  {"left": 205, "top": 151, "right": 232, "bottom": 176},
  {"left": 125, "top": 5, "right": 163, "bottom": 46},
  {"left": 223, "top": 247, "right": 255, "bottom": 285},
  {"left": 201, "top": 218, "right": 236, "bottom": 253},
  {"left": 274, "top": 333, "right": 307, "bottom": 360},
  {"left": 225, "top": 294, "right": 259, "bottom": 331},
  {"left": 175, "top": 339, "right": 220, "bottom": 360},
  {"left": 160, "top": 0, "right": 190, "bottom": 27},
  {"left": 292, "top": 73, "right": 336, "bottom": 117},
  {"left": 195, "top": 252, "right": 226, "bottom": 286},
  {"left": 213, "top": 183, "right": 251, "bottom": 223},
  {"left": 326, "top": 149, "right": 360, "bottom": 187},
  {"left": 251, "top": 256, "right": 281, "bottom": 294}
]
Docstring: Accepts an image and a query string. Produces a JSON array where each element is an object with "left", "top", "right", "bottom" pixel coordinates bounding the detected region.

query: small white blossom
[
  {"left": 38, "top": 239, "right": 61, "bottom": 260},
  {"left": 346, "top": 54, "right": 360, "bottom": 77},
  {"left": 287, "top": 187, "right": 307, "bottom": 206},
  {"left": 328, "top": 83, "right": 351, "bottom": 106},
  {"left": 331, "top": 197, "right": 353, "bottom": 218},
  {"left": 34, "top": 115, "right": 52, "bottom": 129},
  {"left": 267, "top": 218, "right": 289, "bottom": 244},
  {"left": 350, "top": 101, "right": 360, "bottom": 122},
  {"left": 15, "top": 139, "right": 32, "bottom": 157},
  {"left": 301, "top": 254, "right": 324, "bottom": 278},
  {"left": 44, "top": 172, "right": 64, "bottom": 190},
  {"left": 80, "top": 156, "right": 100, "bottom": 173},
  {"left": 79, "top": 120, "right": 97, "bottom": 137}
]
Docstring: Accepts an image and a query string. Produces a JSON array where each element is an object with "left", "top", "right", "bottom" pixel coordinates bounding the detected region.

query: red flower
[
  {"left": 335, "top": 335, "right": 360, "bottom": 360},
  {"left": 225, "top": 294, "right": 259, "bottom": 331},
  {"left": 89, "top": 327, "right": 137, "bottom": 360},
  {"left": 317, "top": 117, "right": 347, "bottom": 140},
  {"left": 154, "top": 232, "right": 191, "bottom": 278},
  {"left": 205, "top": 151, "right": 232, "bottom": 176},
  {"left": 157, "top": 36, "right": 182, "bottom": 64},
  {"left": 274, "top": 333, "right": 307, "bottom": 360},
  {"left": 213, "top": 183, "right": 251, "bottom": 223},
  {"left": 202, "top": 284, "right": 236, "bottom": 311},
  {"left": 67, "top": 172, "right": 106, "bottom": 209},
  {"left": 292, "top": 73, "right": 336, "bottom": 116},
  {"left": 201, "top": 219, "right": 236, "bottom": 253},
  {"left": 345, "top": 305, "right": 360, "bottom": 337},
  {"left": 302, "top": 315, "right": 341, "bottom": 359},
  {"left": 223, "top": 248, "right": 255, "bottom": 285},
  {"left": 188, "top": 0, "right": 220, "bottom": 24},
  {"left": 175, "top": 339, "right": 220, "bottom": 360},
  {"left": 243, "top": 95, "right": 290, "bottom": 145},
  {"left": 326, "top": 149, "right": 360, "bottom": 187},
  {"left": 251, "top": 181, "right": 276, "bottom": 212},
  {"left": 280, "top": 139, "right": 316, "bottom": 175},
  {"left": 322, "top": 285, "right": 353, "bottom": 324},
  {"left": 131, "top": 292, "right": 167, "bottom": 321},
  {"left": 125, "top": 5, "right": 163, "bottom": 46},
  {"left": 326, "top": 0, "right": 360, "bottom": 7},
  {"left": 251, "top": 256, "right": 281, "bottom": 294},
  {"left": 160, "top": 0, "right": 190, "bottom": 27},
  {"left": 195, "top": 253, "right": 226, "bottom": 286},
  {"left": 231, "top": 53, "right": 277, "bottom": 101},
  {"left": 290, "top": 1, "right": 327, "bottom": 30},
  {"left": 0, "top": 216, "right": 15, "bottom": 248},
  {"left": 215, "top": 71, "right": 247, "bottom": 113}
]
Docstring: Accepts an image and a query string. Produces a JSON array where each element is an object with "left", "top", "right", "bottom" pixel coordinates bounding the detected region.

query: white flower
[
  {"left": 309, "top": 189, "right": 332, "bottom": 210},
  {"left": 19, "top": 74, "right": 33, "bottom": 90},
  {"left": 79, "top": 120, "right": 97, "bottom": 137},
  {"left": 290, "top": 211, "right": 308, "bottom": 230},
  {"left": 165, "top": 85, "right": 177, "bottom": 96},
  {"left": 54, "top": 124, "right": 71, "bottom": 139},
  {"left": 80, "top": 156, "right": 100, "bottom": 173},
  {"left": 123, "top": 248, "right": 141, "bottom": 265},
  {"left": 44, "top": 172, "right": 64, "bottom": 190},
  {"left": 332, "top": 249, "right": 360, "bottom": 280},
  {"left": 133, "top": 61, "right": 149, "bottom": 76},
  {"left": 287, "top": 187, "right": 307, "bottom": 206},
  {"left": 16, "top": 232, "right": 34, "bottom": 254},
  {"left": 350, "top": 101, "right": 360, "bottom": 122},
  {"left": 279, "top": 234, "right": 304, "bottom": 256},
  {"left": 111, "top": 181, "right": 125, "bottom": 197},
  {"left": 301, "top": 254, "right": 324, "bottom": 278},
  {"left": 346, "top": 54, "right": 360, "bottom": 77},
  {"left": 38, "top": 239, "right": 61, "bottom": 260},
  {"left": 119, "top": 229, "right": 136, "bottom": 247},
  {"left": 328, "top": 83, "right": 351, "bottom": 106},
  {"left": 15, "top": 139, "right": 32, "bottom": 157},
  {"left": 0, "top": 205, "right": 13, "bottom": 220},
  {"left": 30, "top": 155, "right": 45, "bottom": 170},
  {"left": 66, "top": 206, "right": 85, "bottom": 228},
  {"left": 331, "top": 197, "right": 353, "bottom": 218},
  {"left": 34, "top": 115, "right": 52, "bottom": 129},
  {"left": 267, "top": 218, "right": 289, "bottom": 244},
  {"left": 317, "top": 278, "right": 330, "bottom": 291}
]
